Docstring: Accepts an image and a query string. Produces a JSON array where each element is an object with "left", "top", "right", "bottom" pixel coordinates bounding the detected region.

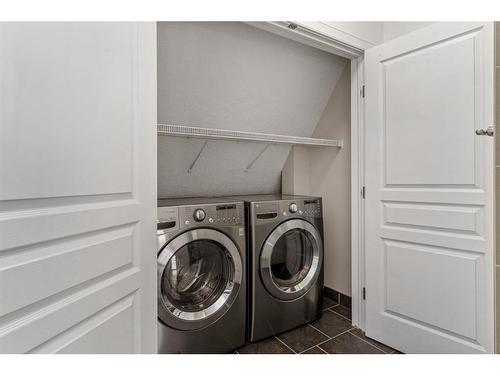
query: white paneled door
[
  {"left": 365, "top": 22, "right": 495, "bottom": 353},
  {"left": 0, "top": 23, "right": 157, "bottom": 353}
]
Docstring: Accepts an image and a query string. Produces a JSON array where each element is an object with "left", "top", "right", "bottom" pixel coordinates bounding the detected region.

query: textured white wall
[
  {"left": 282, "top": 64, "right": 351, "bottom": 296},
  {"left": 157, "top": 22, "right": 347, "bottom": 198}
]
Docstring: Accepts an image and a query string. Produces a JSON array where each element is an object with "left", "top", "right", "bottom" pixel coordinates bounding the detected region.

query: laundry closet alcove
[{"left": 156, "top": 21, "right": 353, "bottom": 303}]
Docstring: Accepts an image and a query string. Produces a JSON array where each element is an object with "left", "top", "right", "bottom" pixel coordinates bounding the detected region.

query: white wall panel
[
  {"left": 384, "top": 33, "right": 476, "bottom": 186},
  {"left": 0, "top": 23, "right": 134, "bottom": 200}
]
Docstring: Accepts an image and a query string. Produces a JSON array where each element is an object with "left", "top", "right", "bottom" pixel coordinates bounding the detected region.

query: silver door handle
[{"left": 475, "top": 127, "right": 494, "bottom": 136}]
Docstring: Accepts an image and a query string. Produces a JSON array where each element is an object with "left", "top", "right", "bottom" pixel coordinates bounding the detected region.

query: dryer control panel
[{"left": 253, "top": 198, "right": 322, "bottom": 223}]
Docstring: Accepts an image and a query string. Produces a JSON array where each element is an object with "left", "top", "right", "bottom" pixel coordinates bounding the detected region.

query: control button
[
  {"left": 299, "top": 210, "right": 303, "bottom": 215},
  {"left": 208, "top": 218, "right": 214, "bottom": 223},
  {"left": 193, "top": 209, "right": 206, "bottom": 222},
  {"left": 289, "top": 203, "right": 298, "bottom": 213},
  {"left": 283, "top": 211, "right": 287, "bottom": 216},
  {"left": 185, "top": 220, "right": 190, "bottom": 225}
]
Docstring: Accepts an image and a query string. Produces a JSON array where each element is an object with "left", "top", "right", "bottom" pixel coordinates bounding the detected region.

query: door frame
[{"left": 254, "top": 21, "right": 367, "bottom": 329}]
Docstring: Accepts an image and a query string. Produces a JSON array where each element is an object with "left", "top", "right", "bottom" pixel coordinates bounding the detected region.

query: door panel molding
[{"left": 382, "top": 202, "right": 483, "bottom": 235}]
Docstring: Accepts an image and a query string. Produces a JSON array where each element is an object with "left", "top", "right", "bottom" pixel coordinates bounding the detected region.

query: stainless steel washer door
[
  {"left": 260, "top": 219, "right": 322, "bottom": 301},
  {"left": 157, "top": 228, "right": 243, "bottom": 331}
]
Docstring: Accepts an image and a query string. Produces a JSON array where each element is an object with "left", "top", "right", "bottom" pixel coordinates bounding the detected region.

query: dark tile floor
[{"left": 235, "top": 297, "right": 402, "bottom": 354}]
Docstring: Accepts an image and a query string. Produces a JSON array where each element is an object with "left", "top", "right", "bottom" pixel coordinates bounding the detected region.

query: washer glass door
[
  {"left": 158, "top": 228, "right": 242, "bottom": 331},
  {"left": 260, "top": 219, "right": 322, "bottom": 301}
]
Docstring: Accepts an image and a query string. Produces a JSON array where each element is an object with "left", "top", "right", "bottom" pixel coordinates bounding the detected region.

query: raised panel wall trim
[
  {"left": 382, "top": 202, "right": 482, "bottom": 235},
  {"left": 0, "top": 267, "right": 139, "bottom": 353},
  {"left": 383, "top": 240, "right": 479, "bottom": 340},
  {"left": 28, "top": 294, "right": 136, "bottom": 354},
  {"left": 378, "top": 311, "right": 485, "bottom": 352},
  {"left": 382, "top": 32, "right": 478, "bottom": 188},
  {"left": 0, "top": 199, "right": 140, "bottom": 251},
  {"left": 0, "top": 192, "right": 134, "bottom": 212},
  {"left": 380, "top": 190, "right": 486, "bottom": 205},
  {"left": 0, "top": 224, "right": 135, "bottom": 316},
  {"left": 382, "top": 310, "right": 482, "bottom": 346},
  {"left": 380, "top": 27, "right": 481, "bottom": 64},
  {"left": 370, "top": 313, "right": 486, "bottom": 354},
  {"left": 380, "top": 226, "right": 486, "bottom": 253},
  {"left": 374, "top": 23, "right": 485, "bottom": 63},
  {"left": 0, "top": 23, "right": 136, "bottom": 202}
]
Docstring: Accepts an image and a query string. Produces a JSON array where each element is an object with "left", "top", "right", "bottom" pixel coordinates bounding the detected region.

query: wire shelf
[{"left": 157, "top": 124, "right": 343, "bottom": 148}]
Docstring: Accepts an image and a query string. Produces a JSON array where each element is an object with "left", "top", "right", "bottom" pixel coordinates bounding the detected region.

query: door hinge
[
  {"left": 361, "top": 85, "right": 365, "bottom": 98},
  {"left": 361, "top": 186, "right": 365, "bottom": 199},
  {"left": 362, "top": 287, "right": 366, "bottom": 300}
]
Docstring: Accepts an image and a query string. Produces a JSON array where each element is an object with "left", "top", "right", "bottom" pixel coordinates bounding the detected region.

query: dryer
[
  {"left": 157, "top": 197, "right": 246, "bottom": 353},
  {"left": 227, "top": 194, "right": 324, "bottom": 342}
]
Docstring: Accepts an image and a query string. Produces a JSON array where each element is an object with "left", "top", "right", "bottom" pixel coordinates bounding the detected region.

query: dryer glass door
[
  {"left": 158, "top": 228, "right": 242, "bottom": 331},
  {"left": 260, "top": 219, "right": 323, "bottom": 301}
]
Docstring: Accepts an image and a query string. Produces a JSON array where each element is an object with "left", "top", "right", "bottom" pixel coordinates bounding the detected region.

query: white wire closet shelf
[{"left": 157, "top": 124, "right": 343, "bottom": 148}]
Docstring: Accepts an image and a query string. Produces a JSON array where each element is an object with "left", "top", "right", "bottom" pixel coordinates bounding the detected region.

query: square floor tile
[
  {"left": 301, "top": 346, "right": 326, "bottom": 354},
  {"left": 310, "top": 310, "right": 352, "bottom": 337},
  {"left": 277, "top": 324, "right": 329, "bottom": 353},
  {"left": 330, "top": 304, "right": 351, "bottom": 320},
  {"left": 237, "top": 337, "right": 293, "bottom": 354},
  {"left": 322, "top": 297, "right": 337, "bottom": 310},
  {"left": 350, "top": 328, "right": 394, "bottom": 353},
  {"left": 320, "top": 332, "right": 384, "bottom": 354}
]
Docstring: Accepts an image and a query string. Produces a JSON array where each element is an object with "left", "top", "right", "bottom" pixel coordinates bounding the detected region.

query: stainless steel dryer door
[
  {"left": 157, "top": 228, "right": 243, "bottom": 331},
  {"left": 260, "top": 219, "right": 323, "bottom": 301}
]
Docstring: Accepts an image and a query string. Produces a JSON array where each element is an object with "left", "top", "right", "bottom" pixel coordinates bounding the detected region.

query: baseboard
[{"left": 324, "top": 286, "right": 351, "bottom": 309}]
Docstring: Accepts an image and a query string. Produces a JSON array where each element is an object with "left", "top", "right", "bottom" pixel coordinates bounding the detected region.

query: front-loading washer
[
  {"left": 157, "top": 197, "right": 246, "bottom": 353},
  {"left": 225, "top": 194, "right": 324, "bottom": 342}
]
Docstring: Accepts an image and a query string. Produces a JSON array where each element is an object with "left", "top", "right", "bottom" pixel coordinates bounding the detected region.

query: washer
[
  {"left": 157, "top": 197, "right": 246, "bottom": 353},
  {"left": 226, "top": 194, "right": 324, "bottom": 342}
]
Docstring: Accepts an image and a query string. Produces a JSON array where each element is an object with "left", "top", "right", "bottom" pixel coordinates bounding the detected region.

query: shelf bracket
[
  {"left": 245, "top": 144, "right": 271, "bottom": 173},
  {"left": 188, "top": 140, "right": 209, "bottom": 174}
]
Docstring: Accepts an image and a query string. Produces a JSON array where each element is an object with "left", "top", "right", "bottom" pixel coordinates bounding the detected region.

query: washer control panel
[
  {"left": 193, "top": 209, "right": 206, "bottom": 222},
  {"left": 254, "top": 198, "right": 322, "bottom": 222},
  {"left": 158, "top": 202, "right": 244, "bottom": 232}
]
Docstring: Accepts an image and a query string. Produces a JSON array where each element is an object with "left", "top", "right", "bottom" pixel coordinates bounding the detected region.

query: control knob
[
  {"left": 289, "top": 203, "right": 298, "bottom": 213},
  {"left": 193, "top": 209, "right": 206, "bottom": 222}
]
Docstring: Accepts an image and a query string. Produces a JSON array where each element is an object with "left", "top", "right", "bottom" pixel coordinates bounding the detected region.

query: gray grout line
[
  {"left": 348, "top": 327, "right": 398, "bottom": 354},
  {"left": 316, "top": 346, "right": 328, "bottom": 354},
  {"left": 274, "top": 335, "right": 297, "bottom": 354},
  {"left": 327, "top": 307, "right": 352, "bottom": 322},
  {"left": 346, "top": 331, "right": 386, "bottom": 354},
  {"left": 322, "top": 303, "right": 339, "bottom": 311},
  {"left": 299, "top": 328, "right": 355, "bottom": 354},
  {"left": 307, "top": 322, "right": 332, "bottom": 338}
]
